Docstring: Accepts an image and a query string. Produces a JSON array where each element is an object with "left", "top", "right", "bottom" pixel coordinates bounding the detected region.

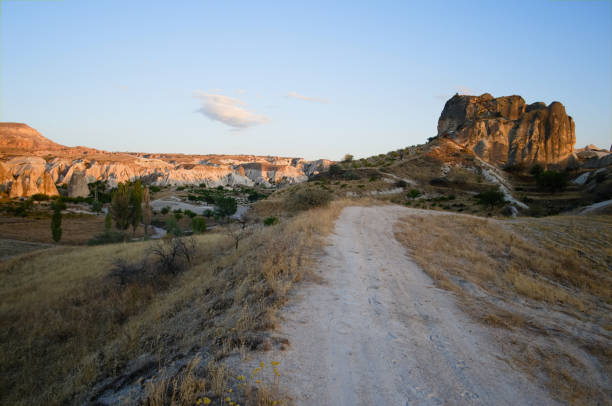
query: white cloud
[
  {"left": 286, "top": 91, "right": 328, "bottom": 104},
  {"left": 194, "top": 92, "right": 269, "bottom": 129}
]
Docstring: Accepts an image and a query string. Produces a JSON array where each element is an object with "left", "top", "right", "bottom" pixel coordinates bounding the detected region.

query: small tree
[
  {"left": 111, "top": 183, "right": 131, "bottom": 230},
  {"left": 529, "top": 164, "right": 544, "bottom": 178},
  {"left": 215, "top": 196, "right": 237, "bottom": 219},
  {"left": 104, "top": 212, "right": 112, "bottom": 231},
  {"left": 143, "top": 187, "right": 152, "bottom": 237},
  {"left": 191, "top": 217, "right": 207, "bottom": 233},
  {"left": 129, "top": 180, "right": 144, "bottom": 235},
  {"left": 342, "top": 154, "right": 354, "bottom": 163},
  {"left": 50, "top": 200, "right": 64, "bottom": 243},
  {"left": 536, "top": 171, "right": 568, "bottom": 193},
  {"left": 475, "top": 187, "right": 506, "bottom": 209}
]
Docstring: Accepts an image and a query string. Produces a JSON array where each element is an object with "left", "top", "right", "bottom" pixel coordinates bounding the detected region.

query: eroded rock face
[
  {"left": 437, "top": 94, "right": 575, "bottom": 167},
  {"left": 0, "top": 123, "right": 332, "bottom": 197}
]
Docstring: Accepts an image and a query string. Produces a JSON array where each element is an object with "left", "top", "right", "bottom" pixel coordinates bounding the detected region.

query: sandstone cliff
[
  {"left": 0, "top": 123, "right": 332, "bottom": 197},
  {"left": 437, "top": 93, "right": 575, "bottom": 168}
]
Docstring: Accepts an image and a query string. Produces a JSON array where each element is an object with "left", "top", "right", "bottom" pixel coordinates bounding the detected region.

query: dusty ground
[{"left": 241, "top": 206, "right": 559, "bottom": 405}]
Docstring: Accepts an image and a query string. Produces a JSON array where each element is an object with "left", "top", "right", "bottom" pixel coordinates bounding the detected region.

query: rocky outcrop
[
  {"left": 67, "top": 171, "right": 90, "bottom": 197},
  {"left": 0, "top": 123, "right": 332, "bottom": 197},
  {"left": 437, "top": 93, "right": 575, "bottom": 168}
]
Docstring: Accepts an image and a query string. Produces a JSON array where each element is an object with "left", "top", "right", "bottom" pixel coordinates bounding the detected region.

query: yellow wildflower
[
  {"left": 228, "top": 388, "right": 233, "bottom": 393},
  {"left": 271, "top": 361, "right": 279, "bottom": 366},
  {"left": 237, "top": 375, "right": 245, "bottom": 381},
  {"left": 197, "top": 399, "right": 202, "bottom": 405},
  {"left": 225, "top": 397, "right": 231, "bottom": 402},
  {"left": 260, "top": 361, "right": 265, "bottom": 367},
  {"left": 255, "top": 379, "right": 261, "bottom": 384},
  {"left": 274, "top": 368, "right": 281, "bottom": 377},
  {"left": 203, "top": 398, "right": 211, "bottom": 405}
]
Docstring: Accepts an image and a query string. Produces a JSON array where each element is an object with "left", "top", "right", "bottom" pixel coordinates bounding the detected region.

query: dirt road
[{"left": 259, "top": 206, "right": 558, "bottom": 405}]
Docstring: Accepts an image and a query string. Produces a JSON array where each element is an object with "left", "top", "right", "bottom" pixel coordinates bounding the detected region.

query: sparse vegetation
[{"left": 394, "top": 213, "right": 612, "bottom": 405}]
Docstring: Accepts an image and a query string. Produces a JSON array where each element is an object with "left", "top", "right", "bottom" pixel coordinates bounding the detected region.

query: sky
[{"left": 1, "top": 0, "right": 610, "bottom": 160}]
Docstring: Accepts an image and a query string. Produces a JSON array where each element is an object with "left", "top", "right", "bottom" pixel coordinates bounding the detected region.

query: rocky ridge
[
  {"left": 437, "top": 93, "right": 576, "bottom": 168},
  {"left": 0, "top": 123, "right": 331, "bottom": 197}
]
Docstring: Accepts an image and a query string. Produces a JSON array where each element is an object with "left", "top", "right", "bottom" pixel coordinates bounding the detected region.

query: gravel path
[{"left": 258, "top": 205, "right": 557, "bottom": 405}]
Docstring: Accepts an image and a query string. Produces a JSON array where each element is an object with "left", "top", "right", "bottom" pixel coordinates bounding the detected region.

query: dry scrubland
[
  {"left": 395, "top": 212, "right": 612, "bottom": 405},
  {"left": 0, "top": 195, "right": 367, "bottom": 406}
]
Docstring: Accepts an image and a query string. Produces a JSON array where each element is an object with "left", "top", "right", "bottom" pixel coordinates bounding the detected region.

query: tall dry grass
[
  {"left": 394, "top": 212, "right": 612, "bottom": 405},
  {"left": 0, "top": 198, "right": 355, "bottom": 405}
]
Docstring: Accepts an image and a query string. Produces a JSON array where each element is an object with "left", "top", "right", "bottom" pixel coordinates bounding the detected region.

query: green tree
[
  {"left": 104, "top": 211, "right": 112, "bottom": 231},
  {"left": 191, "top": 217, "right": 207, "bottom": 233},
  {"left": 215, "top": 196, "right": 237, "bottom": 219},
  {"left": 475, "top": 188, "right": 506, "bottom": 209},
  {"left": 143, "top": 187, "right": 152, "bottom": 237},
  {"left": 50, "top": 201, "right": 63, "bottom": 243},
  {"left": 536, "top": 171, "right": 568, "bottom": 193},
  {"left": 111, "top": 183, "right": 131, "bottom": 230},
  {"left": 129, "top": 180, "right": 143, "bottom": 234}
]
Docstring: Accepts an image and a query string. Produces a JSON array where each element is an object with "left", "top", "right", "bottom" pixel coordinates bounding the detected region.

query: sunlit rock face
[
  {"left": 0, "top": 123, "right": 332, "bottom": 197},
  {"left": 437, "top": 94, "right": 575, "bottom": 168}
]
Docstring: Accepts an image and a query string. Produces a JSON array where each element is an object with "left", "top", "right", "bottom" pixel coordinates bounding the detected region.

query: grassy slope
[
  {"left": 394, "top": 212, "right": 612, "bottom": 405},
  {"left": 0, "top": 198, "right": 355, "bottom": 406}
]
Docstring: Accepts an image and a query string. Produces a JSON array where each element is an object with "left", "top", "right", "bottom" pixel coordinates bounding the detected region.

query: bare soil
[{"left": 243, "top": 206, "right": 560, "bottom": 405}]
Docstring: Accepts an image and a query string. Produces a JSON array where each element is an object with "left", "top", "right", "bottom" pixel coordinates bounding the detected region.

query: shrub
[
  {"left": 263, "top": 216, "right": 279, "bottom": 226},
  {"left": 286, "top": 189, "right": 332, "bottom": 211},
  {"left": 184, "top": 209, "right": 196, "bottom": 218},
  {"left": 203, "top": 209, "right": 214, "bottom": 218},
  {"left": 215, "top": 196, "right": 237, "bottom": 218},
  {"left": 165, "top": 217, "right": 182, "bottom": 236},
  {"left": 536, "top": 170, "right": 568, "bottom": 193},
  {"left": 407, "top": 189, "right": 421, "bottom": 199},
  {"left": 342, "top": 154, "right": 354, "bottom": 163},
  {"left": 31, "top": 194, "right": 49, "bottom": 201},
  {"left": 191, "top": 217, "right": 207, "bottom": 233},
  {"left": 198, "top": 183, "right": 207, "bottom": 188},
  {"left": 87, "top": 231, "right": 129, "bottom": 245},
  {"left": 161, "top": 206, "right": 170, "bottom": 215},
  {"left": 328, "top": 164, "right": 343, "bottom": 176},
  {"left": 148, "top": 237, "right": 195, "bottom": 275},
  {"left": 174, "top": 212, "right": 183, "bottom": 221},
  {"left": 90, "top": 200, "right": 103, "bottom": 213},
  {"left": 530, "top": 164, "right": 544, "bottom": 178},
  {"left": 475, "top": 188, "right": 506, "bottom": 208},
  {"left": 395, "top": 180, "right": 407, "bottom": 188}
]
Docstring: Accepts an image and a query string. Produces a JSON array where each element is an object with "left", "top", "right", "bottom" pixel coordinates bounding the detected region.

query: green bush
[
  {"left": 87, "top": 231, "right": 129, "bottom": 245},
  {"left": 536, "top": 170, "right": 568, "bottom": 193},
  {"left": 174, "top": 212, "right": 183, "bottom": 220},
  {"left": 475, "top": 188, "right": 506, "bottom": 208},
  {"left": 184, "top": 209, "right": 196, "bottom": 218},
  {"left": 407, "top": 189, "right": 421, "bottom": 199},
  {"left": 31, "top": 194, "right": 50, "bottom": 201},
  {"left": 286, "top": 188, "right": 332, "bottom": 212},
  {"left": 164, "top": 217, "right": 182, "bottom": 236},
  {"left": 161, "top": 206, "right": 170, "bottom": 215},
  {"left": 215, "top": 196, "right": 237, "bottom": 217},
  {"left": 203, "top": 209, "right": 214, "bottom": 218},
  {"left": 263, "top": 216, "right": 279, "bottom": 226},
  {"left": 191, "top": 217, "right": 207, "bottom": 233}
]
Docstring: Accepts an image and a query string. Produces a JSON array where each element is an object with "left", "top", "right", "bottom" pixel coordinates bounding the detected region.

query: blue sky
[{"left": 1, "top": 0, "right": 610, "bottom": 160}]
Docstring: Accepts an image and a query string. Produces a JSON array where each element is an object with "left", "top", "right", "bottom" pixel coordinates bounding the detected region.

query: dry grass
[
  {"left": 394, "top": 212, "right": 612, "bottom": 405},
  {"left": 0, "top": 197, "right": 356, "bottom": 405}
]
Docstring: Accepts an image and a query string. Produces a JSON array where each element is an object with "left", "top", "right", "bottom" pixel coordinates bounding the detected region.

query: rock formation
[
  {"left": 0, "top": 123, "right": 332, "bottom": 197},
  {"left": 437, "top": 93, "right": 575, "bottom": 168}
]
